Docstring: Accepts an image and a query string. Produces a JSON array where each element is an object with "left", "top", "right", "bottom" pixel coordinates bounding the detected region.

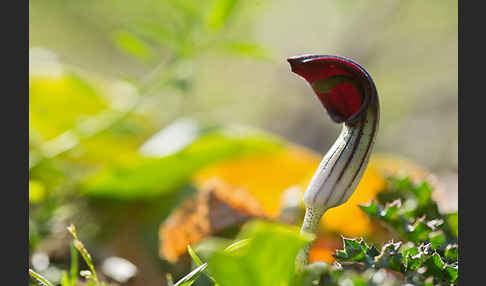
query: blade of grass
[
  {"left": 174, "top": 263, "right": 207, "bottom": 286},
  {"left": 29, "top": 269, "right": 54, "bottom": 286},
  {"left": 187, "top": 245, "right": 219, "bottom": 285},
  {"left": 67, "top": 224, "right": 99, "bottom": 283}
]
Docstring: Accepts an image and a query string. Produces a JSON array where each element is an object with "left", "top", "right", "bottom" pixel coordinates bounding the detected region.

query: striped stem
[{"left": 287, "top": 55, "right": 380, "bottom": 272}]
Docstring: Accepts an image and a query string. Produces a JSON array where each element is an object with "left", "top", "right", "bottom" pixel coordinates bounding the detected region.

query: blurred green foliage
[{"left": 29, "top": 1, "right": 280, "bottom": 285}]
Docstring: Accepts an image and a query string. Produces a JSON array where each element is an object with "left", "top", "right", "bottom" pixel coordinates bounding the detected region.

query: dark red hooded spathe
[{"left": 287, "top": 55, "right": 373, "bottom": 123}]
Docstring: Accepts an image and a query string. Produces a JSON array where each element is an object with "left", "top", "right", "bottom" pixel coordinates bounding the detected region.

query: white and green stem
[{"left": 295, "top": 103, "right": 379, "bottom": 271}]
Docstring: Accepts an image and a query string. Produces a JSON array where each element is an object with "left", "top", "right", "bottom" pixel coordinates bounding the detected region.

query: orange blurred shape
[
  {"left": 194, "top": 145, "right": 320, "bottom": 219},
  {"left": 159, "top": 178, "right": 267, "bottom": 262}
]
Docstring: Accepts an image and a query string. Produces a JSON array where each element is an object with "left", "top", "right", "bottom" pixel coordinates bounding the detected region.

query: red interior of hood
[
  {"left": 291, "top": 59, "right": 365, "bottom": 121},
  {"left": 316, "top": 82, "right": 362, "bottom": 121}
]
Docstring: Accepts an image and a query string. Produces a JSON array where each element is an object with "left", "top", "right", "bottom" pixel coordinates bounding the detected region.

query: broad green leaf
[
  {"left": 194, "top": 237, "right": 233, "bottom": 260},
  {"left": 208, "top": 252, "right": 256, "bottom": 286},
  {"left": 81, "top": 130, "right": 283, "bottom": 199},
  {"left": 208, "top": 220, "right": 313, "bottom": 286}
]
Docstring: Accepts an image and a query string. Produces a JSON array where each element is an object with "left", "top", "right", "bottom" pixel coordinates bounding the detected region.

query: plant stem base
[{"left": 295, "top": 207, "right": 326, "bottom": 273}]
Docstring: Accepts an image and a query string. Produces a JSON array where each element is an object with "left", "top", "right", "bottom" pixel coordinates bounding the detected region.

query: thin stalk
[{"left": 295, "top": 207, "right": 326, "bottom": 273}]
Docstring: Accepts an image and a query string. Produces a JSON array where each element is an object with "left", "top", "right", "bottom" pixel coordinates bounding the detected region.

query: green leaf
[
  {"left": 402, "top": 243, "right": 427, "bottom": 271},
  {"left": 209, "top": 252, "right": 256, "bottom": 286},
  {"left": 334, "top": 238, "right": 366, "bottom": 262},
  {"left": 428, "top": 230, "right": 446, "bottom": 249},
  {"left": 208, "top": 220, "right": 313, "bottom": 286},
  {"left": 412, "top": 181, "right": 433, "bottom": 206},
  {"left": 81, "top": 128, "right": 283, "bottom": 199},
  {"left": 333, "top": 238, "right": 380, "bottom": 267},
  {"left": 187, "top": 245, "right": 219, "bottom": 285},
  {"left": 406, "top": 217, "right": 433, "bottom": 243},
  {"left": 444, "top": 263, "right": 458, "bottom": 283},
  {"left": 431, "top": 252, "right": 445, "bottom": 269},
  {"left": 444, "top": 244, "right": 458, "bottom": 261},
  {"left": 174, "top": 263, "right": 207, "bottom": 286},
  {"left": 381, "top": 200, "right": 401, "bottom": 221},
  {"left": 374, "top": 241, "right": 403, "bottom": 272},
  {"left": 187, "top": 245, "right": 204, "bottom": 267},
  {"left": 359, "top": 201, "right": 379, "bottom": 216}
]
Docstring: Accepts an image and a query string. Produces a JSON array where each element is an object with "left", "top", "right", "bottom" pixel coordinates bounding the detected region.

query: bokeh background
[{"left": 29, "top": 0, "right": 457, "bottom": 285}]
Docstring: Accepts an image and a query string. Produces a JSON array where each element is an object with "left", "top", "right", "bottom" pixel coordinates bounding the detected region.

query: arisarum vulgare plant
[{"left": 287, "top": 55, "right": 380, "bottom": 271}]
